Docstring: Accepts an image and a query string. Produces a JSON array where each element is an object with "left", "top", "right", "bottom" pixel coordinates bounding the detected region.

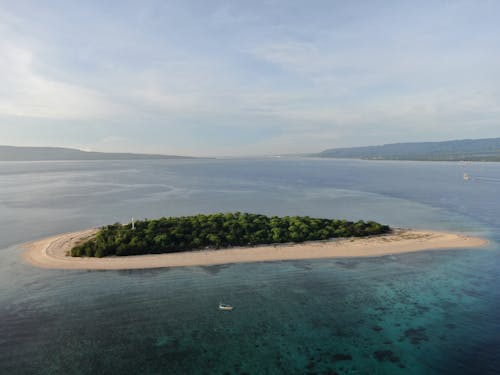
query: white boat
[
  {"left": 463, "top": 173, "right": 471, "bottom": 181},
  {"left": 218, "top": 303, "right": 234, "bottom": 311}
]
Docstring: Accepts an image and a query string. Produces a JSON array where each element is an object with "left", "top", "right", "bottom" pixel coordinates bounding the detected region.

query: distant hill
[
  {"left": 0, "top": 146, "right": 195, "bottom": 161},
  {"left": 315, "top": 138, "right": 500, "bottom": 161}
]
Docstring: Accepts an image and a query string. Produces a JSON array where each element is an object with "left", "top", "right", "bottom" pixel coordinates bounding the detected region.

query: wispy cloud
[
  {"left": 0, "top": 9, "right": 118, "bottom": 119},
  {"left": 0, "top": 44, "right": 115, "bottom": 119}
]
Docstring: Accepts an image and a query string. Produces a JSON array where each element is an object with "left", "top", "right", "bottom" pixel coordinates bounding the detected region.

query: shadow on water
[
  {"left": 199, "top": 263, "right": 235, "bottom": 275},
  {"left": 116, "top": 267, "right": 174, "bottom": 277}
]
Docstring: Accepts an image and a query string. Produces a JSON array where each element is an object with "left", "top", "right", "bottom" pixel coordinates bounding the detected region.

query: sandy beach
[{"left": 21, "top": 228, "right": 488, "bottom": 270}]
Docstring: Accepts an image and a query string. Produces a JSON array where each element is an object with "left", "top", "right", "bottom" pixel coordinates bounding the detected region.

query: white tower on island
[{"left": 131, "top": 218, "right": 135, "bottom": 230}]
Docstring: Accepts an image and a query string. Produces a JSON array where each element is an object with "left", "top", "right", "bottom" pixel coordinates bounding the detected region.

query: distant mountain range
[
  {"left": 0, "top": 146, "right": 195, "bottom": 161},
  {"left": 315, "top": 138, "right": 500, "bottom": 161}
]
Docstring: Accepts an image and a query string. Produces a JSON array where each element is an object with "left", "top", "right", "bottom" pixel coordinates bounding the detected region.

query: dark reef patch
[
  {"left": 373, "top": 350, "right": 401, "bottom": 363},
  {"left": 331, "top": 353, "right": 352, "bottom": 362},
  {"left": 403, "top": 327, "right": 429, "bottom": 345}
]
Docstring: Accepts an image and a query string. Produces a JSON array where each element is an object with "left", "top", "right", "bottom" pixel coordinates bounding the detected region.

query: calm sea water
[{"left": 0, "top": 158, "right": 499, "bottom": 374}]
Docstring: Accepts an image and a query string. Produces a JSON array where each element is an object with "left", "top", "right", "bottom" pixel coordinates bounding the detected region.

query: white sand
[{"left": 21, "top": 228, "right": 488, "bottom": 270}]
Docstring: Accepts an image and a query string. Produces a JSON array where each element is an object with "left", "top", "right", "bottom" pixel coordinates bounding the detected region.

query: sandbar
[{"left": 21, "top": 228, "right": 488, "bottom": 270}]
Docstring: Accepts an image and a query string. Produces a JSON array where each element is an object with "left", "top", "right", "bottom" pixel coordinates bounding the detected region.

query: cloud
[
  {"left": 251, "top": 41, "right": 340, "bottom": 75},
  {"left": 0, "top": 42, "right": 115, "bottom": 119},
  {"left": 1, "top": 1, "right": 499, "bottom": 155}
]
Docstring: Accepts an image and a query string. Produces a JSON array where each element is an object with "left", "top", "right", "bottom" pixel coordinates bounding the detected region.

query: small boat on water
[
  {"left": 463, "top": 173, "right": 471, "bottom": 181},
  {"left": 218, "top": 303, "right": 234, "bottom": 311}
]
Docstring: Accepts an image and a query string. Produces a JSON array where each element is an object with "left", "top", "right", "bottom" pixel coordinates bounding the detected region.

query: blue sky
[{"left": 0, "top": 0, "right": 499, "bottom": 156}]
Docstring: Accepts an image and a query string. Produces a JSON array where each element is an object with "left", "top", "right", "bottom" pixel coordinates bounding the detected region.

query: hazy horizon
[
  {"left": 2, "top": 135, "right": 500, "bottom": 159},
  {"left": 1, "top": 1, "right": 499, "bottom": 156}
]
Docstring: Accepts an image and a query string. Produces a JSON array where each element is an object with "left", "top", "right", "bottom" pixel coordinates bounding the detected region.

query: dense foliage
[{"left": 70, "top": 212, "right": 391, "bottom": 257}]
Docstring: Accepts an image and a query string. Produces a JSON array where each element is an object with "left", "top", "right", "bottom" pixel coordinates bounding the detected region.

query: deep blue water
[{"left": 0, "top": 158, "right": 499, "bottom": 374}]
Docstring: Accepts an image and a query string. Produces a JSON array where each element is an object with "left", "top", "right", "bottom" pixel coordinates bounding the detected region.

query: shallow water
[{"left": 0, "top": 158, "right": 499, "bottom": 374}]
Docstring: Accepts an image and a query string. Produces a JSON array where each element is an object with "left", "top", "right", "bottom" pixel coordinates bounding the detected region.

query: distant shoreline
[
  {"left": 312, "top": 137, "right": 500, "bottom": 162},
  {"left": 308, "top": 156, "right": 500, "bottom": 163},
  {"left": 21, "top": 228, "right": 488, "bottom": 270},
  {"left": 0, "top": 145, "right": 199, "bottom": 161}
]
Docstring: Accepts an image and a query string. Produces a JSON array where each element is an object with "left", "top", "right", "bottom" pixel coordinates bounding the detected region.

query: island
[
  {"left": 70, "top": 213, "right": 391, "bottom": 257},
  {"left": 21, "top": 213, "right": 488, "bottom": 270}
]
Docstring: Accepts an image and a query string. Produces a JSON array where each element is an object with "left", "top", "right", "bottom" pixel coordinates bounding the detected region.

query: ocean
[{"left": 0, "top": 158, "right": 499, "bottom": 374}]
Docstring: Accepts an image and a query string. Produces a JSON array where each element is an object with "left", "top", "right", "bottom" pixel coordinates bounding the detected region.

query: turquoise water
[{"left": 0, "top": 158, "right": 499, "bottom": 374}]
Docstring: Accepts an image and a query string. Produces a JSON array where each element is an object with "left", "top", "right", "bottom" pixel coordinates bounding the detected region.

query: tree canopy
[{"left": 70, "top": 212, "right": 390, "bottom": 257}]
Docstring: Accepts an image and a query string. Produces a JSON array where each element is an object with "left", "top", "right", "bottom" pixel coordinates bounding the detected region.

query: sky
[{"left": 0, "top": 0, "right": 499, "bottom": 156}]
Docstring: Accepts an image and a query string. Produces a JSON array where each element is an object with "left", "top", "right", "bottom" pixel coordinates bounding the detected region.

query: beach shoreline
[{"left": 21, "top": 228, "right": 488, "bottom": 270}]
